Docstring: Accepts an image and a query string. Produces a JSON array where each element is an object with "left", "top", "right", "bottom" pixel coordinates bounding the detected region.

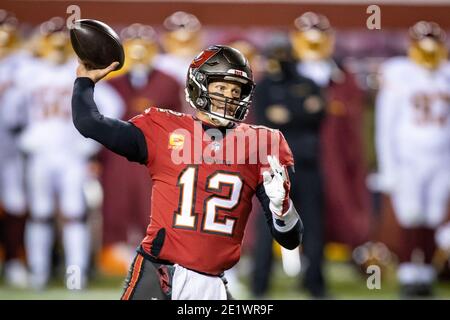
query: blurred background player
[
  {"left": 154, "top": 11, "right": 203, "bottom": 114},
  {"left": 0, "top": 10, "right": 28, "bottom": 288},
  {"left": 8, "top": 17, "right": 122, "bottom": 289},
  {"left": 292, "top": 12, "right": 372, "bottom": 293},
  {"left": 155, "top": 11, "right": 203, "bottom": 84},
  {"left": 375, "top": 20, "right": 450, "bottom": 296},
  {"left": 99, "top": 23, "right": 182, "bottom": 276},
  {"left": 252, "top": 35, "right": 326, "bottom": 298},
  {"left": 292, "top": 12, "right": 371, "bottom": 248}
]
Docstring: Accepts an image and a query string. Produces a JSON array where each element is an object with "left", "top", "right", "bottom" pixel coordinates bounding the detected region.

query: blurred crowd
[{"left": 0, "top": 9, "right": 449, "bottom": 298}]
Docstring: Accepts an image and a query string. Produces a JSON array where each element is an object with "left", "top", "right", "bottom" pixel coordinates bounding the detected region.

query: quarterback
[{"left": 72, "top": 45, "right": 303, "bottom": 299}]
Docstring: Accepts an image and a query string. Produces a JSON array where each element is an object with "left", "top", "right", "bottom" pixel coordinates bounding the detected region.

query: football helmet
[
  {"left": 162, "top": 11, "right": 202, "bottom": 58},
  {"left": 185, "top": 45, "right": 255, "bottom": 124},
  {"left": 290, "top": 12, "right": 335, "bottom": 61},
  {"left": 36, "top": 17, "right": 72, "bottom": 63},
  {"left": 121, "top": 23, "right": 158, "bottom": 71},
  {"left": 0, "top": 10, "right": 19, "bottom": 55},
  {"left": 408, "top": 21, "right": 447, "bottom": 70}
]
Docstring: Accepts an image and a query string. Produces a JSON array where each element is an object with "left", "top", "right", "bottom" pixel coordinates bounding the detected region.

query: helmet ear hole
[
  {"left": 196, "top": 72, "right": 206, "bottom": 82},
  {"left": 196, "top": 97, "right": 207, "bottom": 107}
]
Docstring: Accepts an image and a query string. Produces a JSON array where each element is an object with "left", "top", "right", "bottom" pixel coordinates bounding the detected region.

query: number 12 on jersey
[{"left": 173, "top": 166, "right": 243, "bottom": 237}]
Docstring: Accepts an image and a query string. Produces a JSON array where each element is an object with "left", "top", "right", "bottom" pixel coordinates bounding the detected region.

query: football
[{"left": 70, "top": 19, "right": 125, "bottom": 70}]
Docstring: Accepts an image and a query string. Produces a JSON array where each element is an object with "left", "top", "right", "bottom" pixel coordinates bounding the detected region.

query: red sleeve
[
  {"left": 129, "top": 107, "right": 158, "bottom": 166},
  {"left": 258, "top": 129, "right": 294, "bottom": 185}
]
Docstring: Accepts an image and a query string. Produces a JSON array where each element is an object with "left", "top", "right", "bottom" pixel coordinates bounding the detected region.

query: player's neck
[
  {"left": 194, "top": 112, "right": 236, "bottom": 131},
  {"left": 196, "top": 111, "right": 223, "bottom": 127}
]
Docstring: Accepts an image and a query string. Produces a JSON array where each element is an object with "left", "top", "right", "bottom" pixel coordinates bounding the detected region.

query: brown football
[{"left": 70, "top": 19, "right": 124, "bottom": 70}]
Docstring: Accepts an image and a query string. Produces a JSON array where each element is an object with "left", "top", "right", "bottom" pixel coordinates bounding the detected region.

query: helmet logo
[
  {"left": 196, "top": 73, "right": 205, "bottom": 81},
  {"left": 196, "top": 97, "right": 206, "bottom": 107},
  {"left": 190, "top": 48, "right": 219, "bottom": 68}
]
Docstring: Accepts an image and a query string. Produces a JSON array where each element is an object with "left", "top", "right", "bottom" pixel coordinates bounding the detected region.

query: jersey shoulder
[
  {"left": 129, "top": 107, "right": 192, "bottom": 140},
  {"left": 130, "top": 106, "right": 190, "bottom": 124},
  {"left": 237, "top": 122, "right": 279, "bottom": 134},
  {"left": 380, "top": 56, "right": 416, "bottom": 80},
  {"left": 237, "top": 123, "right": 294, "bottom": 167},
  {"left": 236, "top": 123, "right": 281, "bottom": 144}
]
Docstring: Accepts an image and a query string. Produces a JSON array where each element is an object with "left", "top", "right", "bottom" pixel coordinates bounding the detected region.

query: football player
[
  {"left": 375, "top": 21, "right": 450, "bottom": 296},
  {"left": 72, "top": 45, "right": 303, "bottom": 299},
  {"left": 11, "top": 17, "right": 123, "bottom": 290},
  {"left": 0, "top": 9, "right": 28, "bottom": 288},
  {"left": 291, "top": 11, "right": 371, "bottom": 296}
]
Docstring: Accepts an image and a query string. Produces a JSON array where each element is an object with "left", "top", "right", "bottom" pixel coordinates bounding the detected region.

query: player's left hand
[{"left": 262, "top": 155, "right": 291, "bottom": 217}]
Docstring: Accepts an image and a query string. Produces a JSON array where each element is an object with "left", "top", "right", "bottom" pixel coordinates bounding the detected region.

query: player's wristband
[{"left": 272, "top": 199, "right": 299, "bottom": 233}]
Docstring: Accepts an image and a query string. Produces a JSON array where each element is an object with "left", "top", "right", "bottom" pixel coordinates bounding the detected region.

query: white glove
[{"left": 262, "top": 155, "right": 291, "bottom": 217}]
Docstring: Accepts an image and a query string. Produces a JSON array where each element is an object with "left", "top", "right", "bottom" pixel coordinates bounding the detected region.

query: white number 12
[{"left": 173, "top": 166, "right": 243, "bottom": 236}]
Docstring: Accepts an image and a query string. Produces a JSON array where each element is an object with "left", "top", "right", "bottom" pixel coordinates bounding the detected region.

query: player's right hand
[{"left": 76, "top": 60, "right": 119, "bottom": 83}]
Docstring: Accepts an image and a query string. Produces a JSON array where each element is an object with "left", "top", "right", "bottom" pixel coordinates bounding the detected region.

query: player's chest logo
[{"left": 169, "top": 132, "right": 185, "bottom": 150}]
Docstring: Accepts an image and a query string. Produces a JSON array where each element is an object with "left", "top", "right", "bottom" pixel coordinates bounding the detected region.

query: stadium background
[{"left": 1, "top": 0, "right": 450, "bottom": 299}]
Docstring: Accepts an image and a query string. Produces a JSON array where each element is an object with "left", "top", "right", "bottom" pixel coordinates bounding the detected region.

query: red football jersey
[{"left": 130, "top": 107, "right": 294, "bottom": 275}]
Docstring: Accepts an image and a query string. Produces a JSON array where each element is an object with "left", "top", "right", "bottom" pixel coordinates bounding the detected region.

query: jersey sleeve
[
  {"left": 258, "top": 129, "right": 294, "bottom": 185},
  {"left": 129, "top": 107, "right": 158, "bottom": 166}
]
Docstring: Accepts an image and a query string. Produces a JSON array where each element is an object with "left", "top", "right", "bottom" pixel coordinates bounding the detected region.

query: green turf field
[{"left": 1, "top": 259, "right": 450, "bottom": 300}]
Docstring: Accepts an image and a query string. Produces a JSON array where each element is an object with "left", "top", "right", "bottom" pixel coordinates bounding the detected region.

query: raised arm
[
  {"left": 72, "top": 62, "right": 148, "bottom": 164},
  {"left": 256, "top": 162, "right": 304, "bottom": 250}
]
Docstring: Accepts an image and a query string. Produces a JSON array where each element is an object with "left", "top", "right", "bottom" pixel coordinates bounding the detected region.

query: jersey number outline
[{"left": 173, "top": 166, "right": 243, "bottom": 237}]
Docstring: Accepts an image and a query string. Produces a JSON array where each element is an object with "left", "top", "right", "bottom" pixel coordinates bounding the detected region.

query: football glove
[{"left": 262, "top": 155, "right": 291, "bottom": 217}]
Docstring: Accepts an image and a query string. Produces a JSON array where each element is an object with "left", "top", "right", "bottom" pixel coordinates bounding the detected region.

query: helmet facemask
[{"left": 207, "top": 75, "right": 253, "bottom": 122}]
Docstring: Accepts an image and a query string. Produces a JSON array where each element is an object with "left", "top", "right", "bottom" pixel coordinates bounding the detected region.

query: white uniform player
[
  {"left": 0, "top": 49, "right": 31, "bottom": 288},
  {"left": 10, "top": 56, "right": 124, "bottom": 289},
  {"left": 375, "top": 21, "right": 450, "bottom": 296},
  {"left": 154, "top": 11, "right": 203, "bottom": 114},
  {"left": 376, "top": 57, "right": 450, "bottom": 229}
]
